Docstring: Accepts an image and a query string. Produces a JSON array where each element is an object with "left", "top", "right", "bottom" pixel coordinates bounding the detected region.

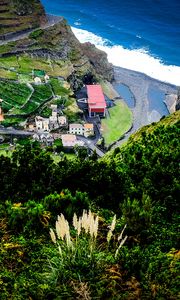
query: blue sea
[{"left": 41, "top": 0, "right": 180, "bottom": 85}]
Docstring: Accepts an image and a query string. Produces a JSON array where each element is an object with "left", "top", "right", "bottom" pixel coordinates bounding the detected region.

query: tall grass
[{"left": 47, "top": 210, "right": 128, "bottom": 297}]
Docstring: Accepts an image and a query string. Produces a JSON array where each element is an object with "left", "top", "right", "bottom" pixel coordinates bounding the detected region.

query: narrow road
[
  {"left": 77, "top": 135, "right": 105, "bottom": 157},
  {"left": 0, "top": 14, "right": 63, "bottom": 46},
  {"left": 0, "top": 127, "right": 105, "bottom": 156},
  {"left": 0, "top": 128, "right": 34, "bottom": 136}
]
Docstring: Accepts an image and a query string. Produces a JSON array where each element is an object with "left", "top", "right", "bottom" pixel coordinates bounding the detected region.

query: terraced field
[
  {"left": 0, "top": 81, "right": 31, "bottom": 112},
  {"left": 0, "top": 0, "right": 46, "bottom": 38},
  {"left": 0, "top": 55, "right": 73, "bottom": 81},
  {"left": 0, "top": 81, "right": 53, "bottom": 116}
]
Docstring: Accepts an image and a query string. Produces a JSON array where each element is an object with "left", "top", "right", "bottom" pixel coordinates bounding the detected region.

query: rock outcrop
[
  {"left": 175, "top": 88, "right": 180, "bottom": 111},
  {"left": 81, "top": 42, "right": 113, "bottom": 82}
]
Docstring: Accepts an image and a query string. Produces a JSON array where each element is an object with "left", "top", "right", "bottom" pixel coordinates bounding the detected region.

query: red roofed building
[{"left": 87, "top": 85, "right": 106, "bottom": 117}]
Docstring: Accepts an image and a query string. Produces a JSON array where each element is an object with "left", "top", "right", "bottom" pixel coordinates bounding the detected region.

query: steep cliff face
[
  {"left": 0, "top": 0, "right": 47, "bottom": 39},
  {"left": 175, "top": 88, "right": 180, "bottom": 111},
  {"left": 81, "top": 42, "right": 113, "bottom": 82}
]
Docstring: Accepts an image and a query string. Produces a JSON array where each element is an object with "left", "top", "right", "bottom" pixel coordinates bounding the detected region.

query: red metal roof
[{"left": 87, "top": 85, "right": 106, "bottom": 110}]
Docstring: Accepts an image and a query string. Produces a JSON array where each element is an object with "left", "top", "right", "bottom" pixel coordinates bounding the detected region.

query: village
[
  {"left": 26, "top": 84, "right": 107, "bottom": 150},
  {"left": 0, "top": 82, "right": 109, "bottom": 156}
]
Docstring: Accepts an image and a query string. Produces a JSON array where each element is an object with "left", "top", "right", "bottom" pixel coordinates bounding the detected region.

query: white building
[
  {"left": 49, "top": 111, "right": 58, "bottom": 123},
  {"left": 44, "top": 74, "right": 50, "bottom": 83},
  {"left": 69, "top": 124, "right": 84, "bottom": 135},
  {"left": 34, "top": 77, "right": 42, "bottom": 85},
  {"left": 35, "top": 116, "right": 49, "bottom": 132},
  {"left": 58, "top": 116, "right": 67, "bottom": 126},
  {"left": 69, "top": 123, "right": 94, "bottom": 137},
  {"left": 51, "top": 104, "right": 58, "bottom": 112}
]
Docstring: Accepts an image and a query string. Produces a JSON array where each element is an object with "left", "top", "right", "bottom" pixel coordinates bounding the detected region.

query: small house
[
  {"left": 35, "top": 116, "right": 49, "bottom": 132},
  {"left": 61, "top": 134, "right": 77, "bottom": 147},
  {"left": 34, "top": 77, "right": 42, "bottom": 85},
  {"left": 58, "top": 116, "right": 67, "bottom": 126},
  {"left": 51, "top": 104, "right": 58, "bottom": 112},
  {"left": 33, "top": 133, "right": 40, "bottom": 141},
  {"left": 28, "top": 124, "right": 35, "bottom": 131},
  {"left": 69, "top": 123, "right": 84, "bottom": 135},
  {"left": 44, "top": 74, "right": 50, "bottom": 83},
  {"left": 84, "top": 123, "right": 94, "bottom": 137}
]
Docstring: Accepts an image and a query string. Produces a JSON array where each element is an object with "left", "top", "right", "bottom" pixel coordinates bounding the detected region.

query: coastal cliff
[
  {"left": 0, "top": 0, "right": 47, "bottom": 40},
  {"left": 0, "top": 1, "right": 113, "bottom": 89}
]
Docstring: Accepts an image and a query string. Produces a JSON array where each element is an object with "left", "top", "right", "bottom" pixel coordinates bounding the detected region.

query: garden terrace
[
  {"left": 0, "top": 81, "right": 32, "bottom": 111},
  {"left": 9, "top": 84, "right": 53, "bottom": 115}
]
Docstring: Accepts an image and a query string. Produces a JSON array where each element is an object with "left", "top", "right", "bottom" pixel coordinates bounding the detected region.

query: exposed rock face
[
  {"left": 165, "top": 94, "right": 177, "bottom": 113},
  {"left": 0, "top": 0, "right": 47, "bottom": 39},
  {"left": 81, "top": 42, "right": 114, "bottom": 82},
  {"left": 175, "top": 88, "right": 180, "bottom": 111}
]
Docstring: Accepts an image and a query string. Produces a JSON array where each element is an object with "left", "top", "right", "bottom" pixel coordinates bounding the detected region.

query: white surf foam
[{"left": 72, "top": 27, "right": 180, "bottom": 86}]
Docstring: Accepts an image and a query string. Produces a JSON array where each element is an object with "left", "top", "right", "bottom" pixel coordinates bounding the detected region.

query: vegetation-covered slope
[
  {"left": 0, "top": 0, "right": 47, "bottom": 38},
  {"left": 0, "top": 0, "right": 113, "bottom": 126},
  {"left": 0, "top": 112, "right": 179, "bottom": 299},
  {"left": 0, "top": 18, "right": 113, "bottom": 87}
]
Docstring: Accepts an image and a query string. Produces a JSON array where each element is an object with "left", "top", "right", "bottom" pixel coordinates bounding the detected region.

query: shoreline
[
  {"left": 113, "top": 65, "right": 178, "bottom": 89},
  {"left": 48, "top": 13, "right": 179, "bottom": 89},
  {"left": 109, "top": 65, "right": 177, "bottom": 148},
  {"left": 46, "top": 13, "right": 180, "bottom": 86}
]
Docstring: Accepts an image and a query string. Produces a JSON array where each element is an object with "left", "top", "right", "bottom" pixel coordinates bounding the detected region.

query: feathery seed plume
[
  {"left": 115, "top": 235, "right": 128, "bottom": 258},
  {"left": 107, "top": 230, "right": 113, "bottom": 243},
  {"left": 77, "top": 217, "right": 82, "bottom": 236},
  {"left": 94, "top": 216, "right": 99, "bottom": 238},
  {"left": 73, "top": 213, "right": 78, "bottom": 230},
  {"left": 118, "top": 224, "right": 127, "bottom": 241},
  {"left": 50, "top": 228, "right": 56, "bottom": 244},
  {"left": 110, "top": 215, "right": 116, "bottom": 232}
]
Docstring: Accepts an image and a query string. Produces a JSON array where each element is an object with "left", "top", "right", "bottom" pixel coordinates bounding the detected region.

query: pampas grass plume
[{"left": 50, "top": 228, "right": 56, "bottom": 244}]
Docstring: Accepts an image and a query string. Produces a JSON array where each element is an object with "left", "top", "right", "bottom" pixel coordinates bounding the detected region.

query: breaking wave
[{"left": 72, "top": 27, "right": 180, "bottom": 86}]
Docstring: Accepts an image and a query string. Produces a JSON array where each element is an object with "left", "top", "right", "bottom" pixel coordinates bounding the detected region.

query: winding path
[{"left": 0, "top": 14, "right": 63, "bottom": 46}]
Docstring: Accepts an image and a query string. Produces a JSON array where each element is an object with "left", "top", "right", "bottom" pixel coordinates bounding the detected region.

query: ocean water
[{"left": 41, "top": 0, "right": 180, "bottom": 85}]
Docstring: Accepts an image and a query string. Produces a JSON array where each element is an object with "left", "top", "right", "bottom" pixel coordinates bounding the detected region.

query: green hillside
[
  {"left": 0, "top": 0, "right": 46, "bottom": 38},
  {"left": 0, "top": 111, "right": 179, "bottom": 299}
]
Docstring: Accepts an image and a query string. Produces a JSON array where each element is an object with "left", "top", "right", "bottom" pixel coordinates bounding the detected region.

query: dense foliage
[{"left": 0, "top": 112, "right": 179, "bottom": 299}]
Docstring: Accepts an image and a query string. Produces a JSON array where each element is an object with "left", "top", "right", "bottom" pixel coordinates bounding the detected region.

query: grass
[
  {"left": 0, "top": 56, "right": 19, "bottom": 69},
  {"left": 0, "top": 144, "right": 12, "bottom": 157},
  {"left": 1, "top": 116, "right": 26, "bottom": 127},
  {"left": 0, "top": 69, "right": 18, "bottom": 80},
  {"left": 0, "top": 42, "right": 16, "bottom": 55},
  {"left": 30, "top": 84, "right": 52, "bottom": 104},
  {"left": 50, "top": 78, "right": 70, "bottom": 96},
  {"left": 0, "top": 54, "right": 77, "bottom": 124},
  {"left": 51, "top": 153, "right": 76, "bottom": 163},
  {"left": 101, "top": 100, "right": 133, "bottom": 146},
  {"left": 0, "top": 150, "right": 12, "bottom": 157},
  {"left": 0, "top": 53, "right": 73, "bottom": 80}
]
